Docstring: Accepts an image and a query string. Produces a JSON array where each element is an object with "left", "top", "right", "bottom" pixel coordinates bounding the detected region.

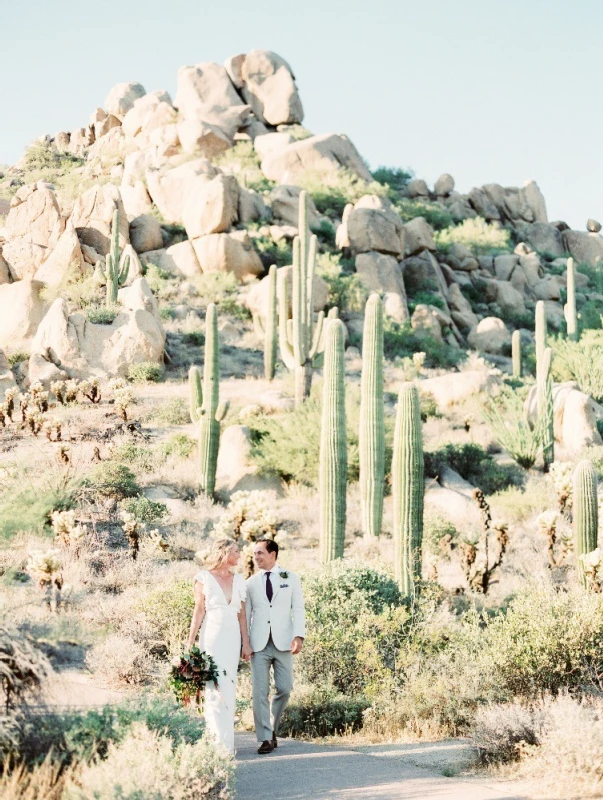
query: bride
[{"left": 187, "top": 538, "right": 252, "bottom": 754}]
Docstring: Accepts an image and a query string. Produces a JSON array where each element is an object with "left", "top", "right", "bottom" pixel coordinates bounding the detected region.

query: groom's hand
[{"left": 291, "top": 637, "right": 303, "bottom": 655}]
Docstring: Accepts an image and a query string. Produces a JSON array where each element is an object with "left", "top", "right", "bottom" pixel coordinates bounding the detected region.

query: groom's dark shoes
[
  {"left": 257, "top": 740, "right": 274, "bottom": 754},
  {"left": 272, "top": 730, "right": 277, "bottom": 749}
]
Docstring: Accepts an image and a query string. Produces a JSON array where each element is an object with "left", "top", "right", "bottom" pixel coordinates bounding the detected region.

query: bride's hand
[{"left": 241, "top": 642, "right": 253, "bottom": 661}]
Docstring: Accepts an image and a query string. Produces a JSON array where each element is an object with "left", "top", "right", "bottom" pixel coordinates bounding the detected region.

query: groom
[{"left": 245, "top": 539, "right": 306, "bottom": 754}]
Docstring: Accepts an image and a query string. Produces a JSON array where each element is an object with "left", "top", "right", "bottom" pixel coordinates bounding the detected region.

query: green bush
[
  {"left": 192, "top": 272, "right": 239, "bottom": 305},
  {"left": 6, "top": 350, "right": 29, "bottom": 367},
  {"left": 407, "top": 290, "right": 446, "bottom": 314},
  {"left": 424, "top": 443, "right": 523, "bottom": 495},
  {"left": 578, "top": 298, "right": 603, "bottom": 332},
  {"left": 435, "top": 217, "right": 512, "bottom": 255},
  {"left": 254, "top": 235, "right": 293, "bottom": 268},
  {"left": 383, "top": 319, "right": 463, "bottom": 368},
  {"left": 159, "top": 433, "right": 196, "bottom": 459},
  {"left": 396, "top": 199, "right": 454, "bottom": 230},
  {"left": 86, "top": 306, "right": 119, "bottom": 325},
  {"left": 312, "top": 218, "right": 336, "bottom": 247},
  {"left": 128, "top": 361, "right": 164, "bottom": 383},
  {"left": 298, "top": 168, "right": 388, "bottom": 218},
  {"left": 145, "top": 398, "right": 190, "bottom": 426},
  {"left": 551, "top": 331, "right": 603, "bottom": 402},
  {"left": 0, "top": 480, "right": 76, "bottom": 540},
  {"left": 139, "top": 580, "right": 195, "bottom": 653},
  {"left": 280, "top": 686, "right": 369, "bottom": 738},
  {"left": 111, "top": 442, "right": 155, "bottom": 472},
  {"left": 11, "top": 696, "right": 205, "bottom": 768},
  {"left": 83, "top": 463, "right": 140, "bottom": 500},
  {"left": 120, "top": 496, "right": 168, "bottom": 525},
  {"left": 219, "top": 295, "right": 251, "bottom": 321},
  {"left": 371, "top": 166, "right": 413, "bottom": 196}
]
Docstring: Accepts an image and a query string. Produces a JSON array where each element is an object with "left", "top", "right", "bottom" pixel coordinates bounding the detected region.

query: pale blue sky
[{"left": 2, "top": 0, "right": 601, "bottom": 228}]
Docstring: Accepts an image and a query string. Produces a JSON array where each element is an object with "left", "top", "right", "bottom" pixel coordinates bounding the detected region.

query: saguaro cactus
[
  {"left": 535, "top": 300, "right": 547, "bottom": 372},
  {"left": 189, "top": 304, "right": 229, "bottom": 496},
  {"left": 512, "top": 330, "right": 522, "bottom": 379},
  {"left": 99, "top": 209, "right": 129, "bottom": 305},
  {"left": 393, "top": 383, "right": 424, "bottom": 598},
  {"left": 565, "top": 256, "right": 578, "bottom": 341},
  {"left": 319, "top": 319, "right": 347, "bottom": 563},
  {"left": 254, "top": 264, "right": 278, "bottom": 381},
  {"left": 278, "top": 190, "right": 325, "bottom": 406},
  {"left": 573, "top": 459, "right": 598, "bottom": 587},
  {"left": 538, "top": 346, "right": 554, "bottom": 471},
  {"left": 359, "top": 294, "right": 385, "bottom": 538}
]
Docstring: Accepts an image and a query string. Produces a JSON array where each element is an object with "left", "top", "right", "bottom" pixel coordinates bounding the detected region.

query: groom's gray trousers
[{"left": 251, "top": 634, "right": 293, "bottom": 742}]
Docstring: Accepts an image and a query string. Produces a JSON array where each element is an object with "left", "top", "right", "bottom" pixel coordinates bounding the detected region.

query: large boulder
[
  {"left": 523, "top": 223, "right": 564, "bottom": 258},
  {"left": 182, "top": 174, "right": 239, "bottom": 239},
  {"left": 129, "top": 214, "right": 163, "bottom": 254},
  {"left": 146, "top": 158, "right": 218, "bottom": 224},
  {"left": 234, "top": 50, "right": 303, "bottom": 126},
  {"left": 562, "top": 230, "right": 603, "bottom": 267},
  {"left": 420, "top": 370, "right": 502, "bottom": 411},
  {"left": 70, "top": 184, "right": 129, "bottom": 255},
  {"left": 254, "top": 132, "right": 295, "bottom": 160},
  {"left": 155, "top": 240, "right": 201, "bottom": 278},
  {"left": 401, "top": 250, "right": 449, "bottom": 297},
  {"left": 175, "top": 63, "right": 244, "bottom": 119},
  {"left": 269, "top": 185, "right": 322, "bottom": 228},
  {"left": 29, "top": 278, "right": 164, "bottom": 379},
  {"left": 215, "top": 424, "right": 283, "bottom": 498},
  {"left": 404, "top": 217, "right": 436, "bottom": 255},
  {"left": 434, "top": 174, "right": 455, "bottom": 197},
  {"left": 346, "top": 196, "right": 405, "bottom": 257},
  {"left": 34, "top": 228, "right": 88, "bottom": 286},
  {"left": 486, "top": 280, "right": 525, "bottom": 314},
  {"left": 192, "top": 231, "right": 263, "bottom": 281},
  {"left": 526, "top": 381, "right": 603, "bottom": 455},
  {"left": 238, "top": 188, "right": 271, "bottom": 225},
  {"left": 411, "top": 304, "right": 446, "bottom": 342},
  {"left": 104, "top": 82, "right": 146, "bottom": 120},
  {"left": 467, "top": 317, "right": 511, "bottom": 354},
  {"left": 354, "top": 252, "right": 409, "bottom": 321},
  {"left": 245, "top": 265, "right": 327, "bottom": 323},
  {"left": 447, "top": 283, "right": 478, "bottom": 331},
  {"left": 121, "top": 90, "right": 173, "bottom": 136},
  {"left": 0, "top": 280, "right": 48, "bottom": 350},
  {"left": 261, "top": 133, "right": 372, "bottom": 185},
  {"left": 2, "top": 184, "right": 62, "bottom": 280},
  {"left": 176, "top": 119, "right": 231, "bottom": 157}
]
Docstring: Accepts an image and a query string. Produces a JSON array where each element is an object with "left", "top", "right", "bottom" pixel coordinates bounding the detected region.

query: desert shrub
[
  {"left": 111, "top": 442, "right": 155, "bottom": 472},
  {"left": 312, "top": 218, "right": 336, "bottom": 247},
  {"left": 83, "top": 463, "right": 140, "bottom": 500},
  {"left": 298, "top": 168, "right": 388, "bottom": 218},
  {"left": 280, "top": 685, "right": 369, "bottom": 738},
  {"left": 159, "top": 433, "right": 195, "bottom": 459},
  {"left": 424, "top": 443, "right": 523, "bottom": 495},
  {"left": 192, "top": 272, "right": 239, "bottom": 305},
  {"left": 407, "top": 290, "right": 446, "bottom": 314},
  {"left": 578, "top": 298, "right": 603, "bottom": 332},
  {"left": 120, "top": 495, "right": 168, "bottom": 524},
  {"left": 423, "top": 511, "right": 458, "bottom": 555},
  {"left": 128, "top": 361, "right": 163, "bottom": 383},
  {"left": 383, "top": 319, "right": 463, "bottom": 368},
  {"left": 316, "top": 252, "right": 366, "bottom": 312},
  {"left": 254, "top": 235, "right": 293, "bottom": 268},
  {"left": 11, "top": 696, "right": 206, "bottom": 769},
  {"left": 138, "top": 580, "right": 194, "bottom": 654},
  {"left": 145, "top": 397, "right": 190, "bottom": 426},
  {"left": 86, "top": 634, "right": 154, "bottom": 687},
  {"left": 219, "top": 295, "right": 251, "bottom": 321},
  {"left": 395, "top": 199, "right": 454, "bottom": 230},
  {"left": 0, "top": 476, "right": 76, "bottom": 540},
  {"left": 371, "top": 166, "right": 413, "bottom": 195},
  {"left": 0, "top": 755, "right": 65, "bottom": 800},
  {"left": 435, "top": 217, "right": 511, "bottom": 255},
  {"left": 482, "top": 389, "right": 545, "bottom": 470},
  {"left": 471, "top": 700, "right": 544, "bottom": 764},
  {"left": 215, "top": 139, "right": 260, "bottom": 173},
  {"left": 64, "top": 722, "right": 234, "bottom": 800},
  {"left": 6, "top": 350, "right": 29, "bottom": 367},
  {"left": 144, "top": 262, "right": 172, "bottom": 293},
  {"left": 86, "top": 305, "right": 119, "bottom": 325},
  {"left": 18, "top": 141, "right": 84, "bottom": 191},
  {"left": 550, "top": 331, "right": 603, "bottom": 402}
]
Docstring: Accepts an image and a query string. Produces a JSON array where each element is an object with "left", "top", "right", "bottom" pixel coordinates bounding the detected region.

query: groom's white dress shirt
[{"left": 245, "top": 567, "right": 306, "bottom": 652}]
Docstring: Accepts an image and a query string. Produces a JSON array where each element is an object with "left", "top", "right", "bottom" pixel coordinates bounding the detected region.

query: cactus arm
[
  {"left": 216, "top": 400, "right": 229, "bottom": 422},
  {"left": 308, "top": 311, "right": 325, "bottom": 360},
  {"left": 264, "top": 264, "right": 278, "bottom": 381},
  {"left": 277, "top": 270, "right": 296, "bottom": 370},
  {"left": 539, "top": 346, "right": 554, "bottom": 470},
  {"left": 535, "top": 300, "right": 547, "bottom": 378},
  {"left": 565, "top": 256, "right": 578, "bottom": 341},
  {"left": 189, "top": 366, "right": 203, "bottom": 423},
  {"left": 203, "top": 304, "right": 219, "bottom": 418},
  {"left": 119, "top": 254, "right": 130, "bottom": 286},
  {"left": 512, "top": 330, "right": 521, "bottom": 379}
]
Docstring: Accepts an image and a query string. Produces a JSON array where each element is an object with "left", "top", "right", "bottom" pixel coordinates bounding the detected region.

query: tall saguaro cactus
[
  {"left": 393, "top": 383, "right": 424, "bottom": 598},
  {"left": 359, "top": 294, "right": 385, "bottom": 538},
  {"left": 319, "top": 319, "right": 347, "bottom": 563},
  {"left": 512, "top": 330, "right": 522, "bottom": 379},
  {"left": 573, "top": 459, "right": 598, "bottom": 587},
  {"left": 537, "top": 346, "right": 554, "bottom": 471},
  {"left": 254, "top": 264, "right": 278, "bottom": 380},
  {"left": 565, "top": 256, "right": 578, "bottom": 341},
  {"left": 99, "top": 209, "right": 129, "bottom": 305},
  {"left": 189, "top": 304, "right": 229, "bottom": 496},
  {"left": 278, "top": 190, "right": 325, "bottom": 406},
  {"left": 535, "top": 300, "right": 547, "bottom": 372}
]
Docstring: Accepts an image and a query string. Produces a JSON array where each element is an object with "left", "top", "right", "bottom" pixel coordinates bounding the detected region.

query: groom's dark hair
[{"left": 257, "top": 538, "right": 279, "bottom": 557}]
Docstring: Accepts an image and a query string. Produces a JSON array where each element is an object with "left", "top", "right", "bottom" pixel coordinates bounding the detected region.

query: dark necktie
[{"left": 265, "top": 571, "right": 273, "bottom": 602}]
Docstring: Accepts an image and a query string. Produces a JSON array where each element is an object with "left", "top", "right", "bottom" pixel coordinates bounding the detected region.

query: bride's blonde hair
[{"left": 203, "top": 538, "right": 237, "bottom": 571}]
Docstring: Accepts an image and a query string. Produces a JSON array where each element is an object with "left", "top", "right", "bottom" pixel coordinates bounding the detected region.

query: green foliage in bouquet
[{"left": 169, "top": 646, "right": 221, "bottom": 709}]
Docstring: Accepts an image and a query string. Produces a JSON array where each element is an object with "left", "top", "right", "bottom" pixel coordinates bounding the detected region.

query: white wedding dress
[{"left": 195, "top": 570, "right": 246, "bottom": 754}]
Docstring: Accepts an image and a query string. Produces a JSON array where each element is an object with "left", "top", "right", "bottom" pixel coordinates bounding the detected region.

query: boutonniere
[
  {"left": 279, "top": 571, "right": 289, "bottom": 579},
  {"left": 280, "top": 583, "right": 289, "bottom": 589}
]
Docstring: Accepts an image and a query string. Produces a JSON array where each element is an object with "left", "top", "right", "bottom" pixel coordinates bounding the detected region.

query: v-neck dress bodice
[{"left": 193, "top": 570, "right": 246, "bottom": 754}]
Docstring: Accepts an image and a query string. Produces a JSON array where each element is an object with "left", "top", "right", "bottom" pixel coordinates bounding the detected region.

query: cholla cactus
[
  {"left": 121, "top": 511, "right": 142, "bottom": 560},
  {"left": 26, "top": 549, "right": 63, "bottom": 611},
  {"left": 4, "top": 387, "right": 18, "bottom": 420},
  {"left": 44, "top": 418, "right": 62, "bottom": 442},
  {"left": 19, "top": 393, "right": 29, "bottom": 423},
  {"left": 413, "top": 352, "right": 426, "bottom": 371},
  {"left": 549, "top": 460, "right": 574, "bottom": 513},
  {"left": 0, "top": 404, "right": 6, "bottom": 428},
  {"left": 580, "top": 547, "right": 603, "bottom": 590},
  {"left": 114, "top": 387, "right": 133, "bottom": 421},
  {"left": 51, "top": 380, "right": 66, "bottom": 405},
  {"left": 29, "top": 382, "right": 49, "bottom": 413},
  {"left": 79, "top": 378, "right": 102, "bottom": 404},
  {"left": 26, "top": 411, "right": 45, "bottom": 436},
  {"left": 537, "top": 509, "right": 571, "bottom": 568},
  {"left": 145, "top": 529, "right": 170, "bottom": 554},
  {"left": 64, "top": 380, "right": 80, "bottom": 404},
  {"left": 108, "top": 377, "right": 127, "bottom": 392},
  {"left": 51, "top": 510, "right": 86, "bottom": 549},
  {"left": 214, "top": 490, "right": 279, "bottom": 576}
]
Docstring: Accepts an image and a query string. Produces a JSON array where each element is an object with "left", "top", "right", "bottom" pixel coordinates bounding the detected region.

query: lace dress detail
[{"left": 193, "top": 571, "right": 246, "bottom": 754}]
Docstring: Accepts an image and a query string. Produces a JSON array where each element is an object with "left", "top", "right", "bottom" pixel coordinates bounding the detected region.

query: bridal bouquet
[{"left": 169, "top": 646, "right": 220, "bottom": 708}]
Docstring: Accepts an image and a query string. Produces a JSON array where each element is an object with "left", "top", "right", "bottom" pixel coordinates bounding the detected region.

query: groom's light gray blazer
[{"left": 245, "top": 569, "right": 306, "bottom": 652}]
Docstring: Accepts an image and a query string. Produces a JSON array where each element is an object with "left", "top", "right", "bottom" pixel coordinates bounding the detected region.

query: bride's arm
[
  {"left": 238, "top": 584, "right": 252, "bottom": 660},
  {"left": 187, "top": 580, "right": 206, "bottom": 648}
]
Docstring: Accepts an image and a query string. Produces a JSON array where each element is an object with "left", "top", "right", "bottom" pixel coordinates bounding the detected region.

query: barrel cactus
[
  {"left": 189, "top": 304, "right": 229, "bottom": 496},
  {"left": 573, "top": 459, "right": 598, "bottom": 587},
  {"left": 359, "top": 294, "right": 385, "bottom": 538},
  {"left": 319, "top": 319, "right": 347, "bottom": 562},
  {"left": 392, "top": 382, "right": 424, "bottom": 597},
  {"left": 99, "top": 208, "right": 129, "bottom": 305}
]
